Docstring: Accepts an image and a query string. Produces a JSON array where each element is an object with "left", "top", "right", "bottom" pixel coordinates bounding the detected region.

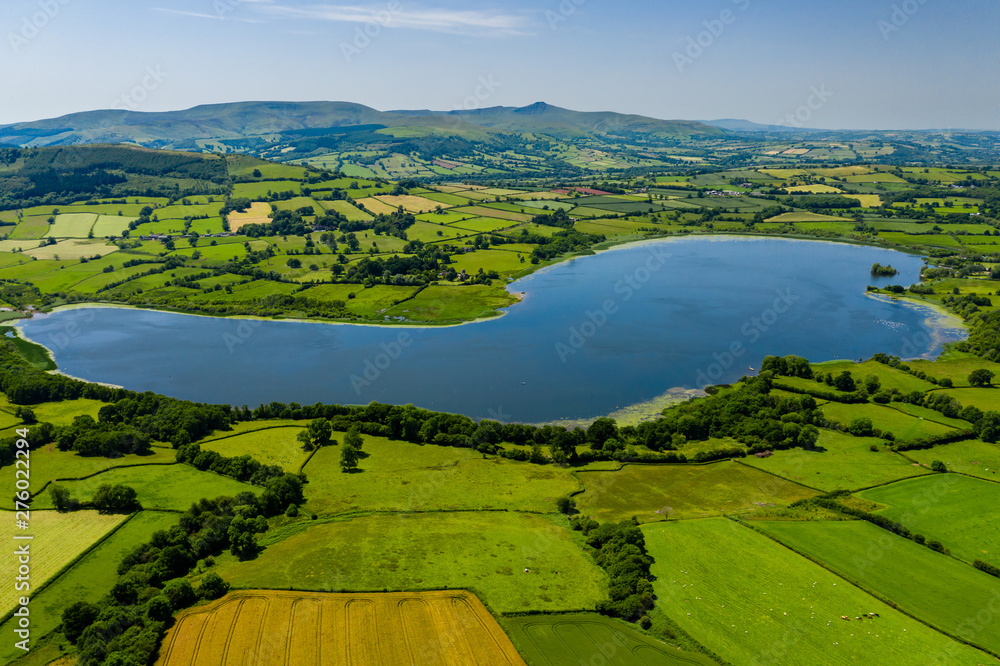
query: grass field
[
  {"left": 574, "top": 461, "right": 817, "bottom": 523},
  {"left": 741, "top": 430, "right": 931, "bottom": 491},
  {"left": 859, "top": 474, "right": 1000, "bottom": 566},
  {"left": 0, "top": 510, "right": 128, "bottom": 617},
  {"left": 819, "top": 402, "right": 958, "bottom": 442},
  {"left": 812, "top": 360, "right": 937, "bottom": 394},
  {"left": 319, "top": 199, "right": 373, "bottom": 221},
  {"left": 29, "top": 463, "right": 260, "bottom": 511},
  {"left": 200, "top": 425, "right": 310, "bottom": 472},
  {"left": 502, "top": 613, "right": 714, "bottom": 666},
  {"left": 644, "top": 519, "right": 991, "bottom": 666},
  {"left": 766, "top": 212, "right": 849, "bottom": 223},
  {"left": 157, "top": 590, "right": 525, "bottom": 666},
  {"left": 939, "top": 387, "right": 1000, "bottom": 411},
  {"left": 90, "top": 215, "right": 137, "bottom": 238},
  {"left": 0, "top": 443, "right": 175, "bottom": 494},
  {"left": 906, "top": 439, "right": 1000, "bottom": 481},
  {"left": 301, "top": 438, "right": 578, "bottom": 516},
  {"left": 907, "top": 355, "right": 1000, "bottom": 386},
  {"left": 383, "top": 284, "right": 516, "bottom": 322},
  {"left": 9, "top": 216, "right": 50, "bottom": 239},
  {"left": 45, "top": 213, "right": 97, "bottom": 238},
  {"left": 29, "top": 399, "right": 106, "bottom": 425},
  {"left": 0, "top": 511, "right": 179, "bottom": 665},
  {"left": 214, "top": 512, "right": 605, "bottom": 613},
  {"left": 758, "top": 519, "right": 1000, "bottom": 656}
]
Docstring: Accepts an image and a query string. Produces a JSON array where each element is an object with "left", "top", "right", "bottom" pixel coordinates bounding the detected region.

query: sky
[{"left": 2, "top": 0, "right": 998, "bottom": 129}]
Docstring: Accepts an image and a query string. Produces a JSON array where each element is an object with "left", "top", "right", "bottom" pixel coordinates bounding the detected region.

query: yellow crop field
[
  {"left": 785, "top": 184, "right": 843, "bottom": 194},
  {"left": 157, "top": 590, "right": 526, "bottom": 666},
  {"left": 355, "top": 197, "right": 398, "bottom": 216},
  {"left": 0, "top": 510, "right": 128, "bottom": 617},
  {"left": 375, "top": 195, "right": 445, "bottom": 213},
  {"left": 25, "top": 239, "right": 118, "bottom": 260},
  {"left": 227, "top": 202, "right": 272, "bottom": 232},
  {"left": 853, "top": 194, "right": 883, "bottom": 208}
]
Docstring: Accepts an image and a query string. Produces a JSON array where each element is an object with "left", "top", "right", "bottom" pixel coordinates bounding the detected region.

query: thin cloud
[
  {"left": 152, "top": 8, "right": 224, "bottom": 20},
  {"left": 257, "top": 4, "right": 531, "bottom": 36},
  {"left": 151, "top": 6, "right": 268, "bottom": 23}
]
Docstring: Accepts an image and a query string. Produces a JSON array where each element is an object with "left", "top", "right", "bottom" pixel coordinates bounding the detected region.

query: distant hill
[
  {"left": 704, "top": 119, "right": 824, "bottom": 133},
  {"left": 0, "top": 101, "right": 725, "bottom": 150}
]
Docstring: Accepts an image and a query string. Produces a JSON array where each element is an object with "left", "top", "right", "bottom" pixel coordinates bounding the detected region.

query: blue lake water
[{"left": 17, "top": 236, "right": 964, "bottom": 422}]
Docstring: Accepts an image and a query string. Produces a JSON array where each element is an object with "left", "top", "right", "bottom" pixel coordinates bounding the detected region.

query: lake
[{"left": 17, "top": 236, "right": 964, "bottom": 422}]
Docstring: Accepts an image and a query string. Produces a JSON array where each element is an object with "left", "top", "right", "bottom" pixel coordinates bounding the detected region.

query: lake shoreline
[{"left": 15, "top": 237, "right": 960, "bottom": 424}]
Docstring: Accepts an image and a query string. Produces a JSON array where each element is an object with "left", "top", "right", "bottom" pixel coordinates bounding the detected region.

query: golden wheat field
[
  {"left": 227, "top": 203, "right": 272, "bottom": 232},
  {"left": 156, "top": 589, "right": 526, "bottom": 666}
]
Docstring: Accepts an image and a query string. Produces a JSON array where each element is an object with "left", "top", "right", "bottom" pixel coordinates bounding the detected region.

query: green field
[
  {"left": 939, "top": 387, "right": 1000, "bottom": 411},
  {"left": 214, "top": 512, "right": 605, "bottom": 613},
  {"left": 301, "top": 438, "right": 578, "bottom": 516},
  {"left": 0, "top": 511, "right": 179, "bottom": 665},
  {"left": 0, "top": 444, "right": 175, "bottom": 494},
  {"left": 382, "top": 284, "right": 517, "bottom": 322},
  {"left": 319, "top": 199, "right": 373, "bottom": 221},
  {"left": 29, "top": 463, "right": 260, "bottom": 511},
  {"left": 819, "top": 402, "right": 959, "bottom": 442},
  {"left": 906, "top": 439, "right": 1000, "bottom": 481},
  {"left": 29, "top": 398, "right": 106, "bottom": 425},
  {"left": 758, "top": 519, "right": 1000, "bottom": 656},
  {"left": 90, "top": 214, "right": 137, "bottom": 237},
  {"left": 812, "top": 360, "right": 938, "bottom": 394},
  {"left": 741, "top": 430, "right": 931, "bottom": 491},
  {"left": 200, "top": 425, "right": 310, "bottom": 471},
  {"left": 859, "top": 474, "right": 1000, "bottom": 566},
  {"left": 645, "top": 519, "right": 987, "bottom": 665},
  {"left": 502, "top": 614, "right": 715, "bottom": 666},
  {"left": 45, "top": 213, "right": 97, "bottom": 238},
  {"left": 574, "top": 461, "right": 817, "bottom": 523}
]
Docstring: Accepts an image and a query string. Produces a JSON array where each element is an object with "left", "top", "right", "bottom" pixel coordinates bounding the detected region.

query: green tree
[
  {"left": 931, "top": 460, "right": 947, "bottom": 473},
  {"left": 847, "top": 418, "right": 875, "bottom": 437},
  {"left": 340, "top": 442, "right": 360, "bottom": 472},
  {"left": 50, "top": 484, "right": 74, "bottom": 512},
  {"left": 833, "top": 371, "right": 856, "bottom": 392},
  {"left": 163, "top": 578, "right": 197, "bottom": 610},
  {"left": 587, "top": 417, "right": 618, "bottom": 450},
  {"left": 91, "top": 484, "right": 140, "bottom": 514},
  {"left": 199, "top": 572, "right": 230, "bottom": 600},
  {"left": 61, "top": 601, "right": 99, "bottom": 644},
  {"left": 969, "top": 369, "right": 995, "bottom": 387},
  {"left": 145, "top": 595, "right": 173, "bottom": 622},
  {"left": 306, "top": 418, "right": 333, "bottom": 448}
]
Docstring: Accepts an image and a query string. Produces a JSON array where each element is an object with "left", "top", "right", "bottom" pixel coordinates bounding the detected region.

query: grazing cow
[{"left": 841, "top": 616, "right": 850, "bottom": 621}]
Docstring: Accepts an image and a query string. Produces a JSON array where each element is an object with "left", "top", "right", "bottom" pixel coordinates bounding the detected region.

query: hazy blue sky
[{"left": 2, "top": 0, "right": 998, "bottom": 129}]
